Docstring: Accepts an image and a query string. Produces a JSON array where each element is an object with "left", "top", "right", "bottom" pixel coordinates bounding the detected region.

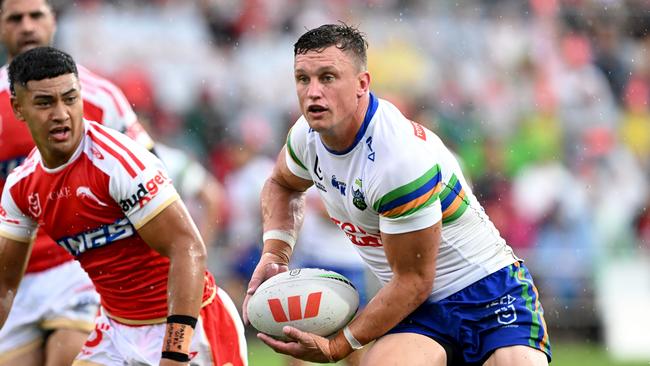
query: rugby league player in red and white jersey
[{"left": 0, "top": 47, "right": 246, "bottom": 365}]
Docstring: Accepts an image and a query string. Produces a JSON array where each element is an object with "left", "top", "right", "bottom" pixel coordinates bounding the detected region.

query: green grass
[
  {"left": 246, "top": 337, "right": 650, "bottom": 366},
  {"left": 551, "top": 342, "right": 649, "bottom": 366}
]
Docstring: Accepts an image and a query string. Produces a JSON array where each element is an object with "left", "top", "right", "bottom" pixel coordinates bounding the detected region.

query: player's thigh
[
  {"left": 361, "top": 332, "right": 446, "bottom": 366},
  {"left": 483, "top": 345, "right": 548, "bottom": 366},
  {"left": 45, "top": 328, "right": 90, "bottom": 366},
  {"left": 0, "top": 344, "right": 43, "bottom": 366}
]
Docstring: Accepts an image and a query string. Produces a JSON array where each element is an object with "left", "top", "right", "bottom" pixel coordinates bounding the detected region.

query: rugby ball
[{"left": 247, "top": 268, "right": 359, "bottom": 339}]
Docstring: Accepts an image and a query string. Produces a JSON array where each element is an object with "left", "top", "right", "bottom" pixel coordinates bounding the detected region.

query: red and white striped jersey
[
  {"left": 0, "top": 121, "right": 211, "bottom": 323},
  {"left": 0, "top": 64, "right": 154, "bottom": 273}
]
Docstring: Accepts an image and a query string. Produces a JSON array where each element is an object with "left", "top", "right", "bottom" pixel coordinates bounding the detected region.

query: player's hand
[
  {"left": 258, "top": 326, "right": 344, "bottom": 363},
  {"left": 242, "top": 252, "right": 288, "bottom": 325}
]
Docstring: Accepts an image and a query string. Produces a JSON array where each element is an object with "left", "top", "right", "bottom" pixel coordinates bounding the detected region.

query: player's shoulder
[
  {"left": 288, "top": 116, "right": 313, "bottom": 141},
  {"left": 84, "top": 120, "right": 152, "bottom": 175},
  {"left": 286, "top": 116, "right": 314, "bottom": 153},
  {"left": 4, "top": 148, "right": 40, "bottom": 189},
  {"left": 371, "top": 98, "right": 439, "bottom": 157},
  {"left": 362, "top": 97, "right": 444, "bottom": 189}
]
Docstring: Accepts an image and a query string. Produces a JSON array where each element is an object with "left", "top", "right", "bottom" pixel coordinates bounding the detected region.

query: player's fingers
[
  {"left": 267, "top": 262, "right": 288, "bottom": 277},
  {"left": 246, "top": 272, "right": 264, "bottom": 295},
  {"left": 257, "top": 333, "right": 296, "bottom": 355},
  {"left": 282, "top": 325, "right": 310, "bottom": 344},
  {"left": 242, "top": 295, "right": 251, "bottom": 325}
]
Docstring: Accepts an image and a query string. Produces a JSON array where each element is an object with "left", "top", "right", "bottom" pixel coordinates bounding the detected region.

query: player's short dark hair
[
  {"left": 294, "top": 23, "right": 368, "bottom": 70},
  {"left": 8, "top": 46, "right": 77, "bottom": 96}
]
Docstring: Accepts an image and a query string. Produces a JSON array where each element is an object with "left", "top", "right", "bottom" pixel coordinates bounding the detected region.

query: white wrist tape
[
  {"left": 262, "top": 230, "right": 296, "bottom": 249},
  {"left": 343, "top": 326, "right": 363, "bottom": 350}
]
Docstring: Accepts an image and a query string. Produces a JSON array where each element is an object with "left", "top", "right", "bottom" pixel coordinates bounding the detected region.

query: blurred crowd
[{"left": 11, "top": 0, "right": 650, "bottom": 342}]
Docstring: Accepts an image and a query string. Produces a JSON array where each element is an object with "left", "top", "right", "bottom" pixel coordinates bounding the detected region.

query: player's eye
[
  {"left": 6, "top": 14, "right": 22, "bottom": 23},
  {"left": 296, "top": 75, "right": 309, "bottom": 84},
  {"left": 29, "top": 11, "right": 44, "bottom": 20},
  {"left": 64, "top": 96, "right": 78, "bottom": 104},
  {"left": 321, "top": 74, "right": 335, "bottom": 83}
]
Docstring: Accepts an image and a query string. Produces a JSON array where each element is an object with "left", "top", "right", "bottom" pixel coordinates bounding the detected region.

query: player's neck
[
  {"left": 39, "top": 139, "right": 83, "bottom": 169},
  {"left": 320, "top": 94, "right": 370, "bottom": 152}
]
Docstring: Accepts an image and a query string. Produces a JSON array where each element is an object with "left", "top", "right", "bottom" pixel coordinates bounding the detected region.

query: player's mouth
[
  {"left": 18, "top": 38, "right": 42, "bottom": 51},
  {"left": 307, "top": 105, "right": 328, "bottom": 117},
  {"left": 49, "top": 126, "right": 71, "bottom": 142}
]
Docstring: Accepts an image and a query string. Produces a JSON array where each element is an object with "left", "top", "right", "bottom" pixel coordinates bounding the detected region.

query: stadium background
[{"left": 3, "top": 0, "right": 650, "bottom": 365}]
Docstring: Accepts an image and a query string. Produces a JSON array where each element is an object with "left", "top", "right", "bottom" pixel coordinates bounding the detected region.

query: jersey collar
[{"left": 322, "top": 92, "right": 378, "bottom": 155}]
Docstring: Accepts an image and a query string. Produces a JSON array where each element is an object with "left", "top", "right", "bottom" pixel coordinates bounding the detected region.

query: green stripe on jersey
[
  {"left": 372, "top": 165, "right": 441, "bottom": 212},
  {"left": 286, "top": 130, "right": 307, "bottom": 170}
]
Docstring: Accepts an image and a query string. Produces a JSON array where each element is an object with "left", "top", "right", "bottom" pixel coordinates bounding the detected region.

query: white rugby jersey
[
  {"left": 0, "top": 121, "right": 215, "bottom": 322},
  {"left": 285, "top": 93, "right": 517, "bottom": 301}
]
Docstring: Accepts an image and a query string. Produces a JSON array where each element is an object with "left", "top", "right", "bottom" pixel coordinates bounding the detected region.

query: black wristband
[
  {"left": 161, "top": 351, "right": 190, "bottom": 362},
  {"left": 167, "top": 315, "right": 197, "bottom": 329}
]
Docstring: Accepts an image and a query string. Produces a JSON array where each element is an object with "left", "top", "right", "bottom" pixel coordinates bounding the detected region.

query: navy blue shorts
[{"left": 386, "top": 262, "right": 551, "bottom": 364}]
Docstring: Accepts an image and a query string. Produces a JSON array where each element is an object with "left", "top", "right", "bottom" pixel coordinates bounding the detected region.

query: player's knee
[{"left": 484, "top": 345, "right": 548, "bottom": 366}]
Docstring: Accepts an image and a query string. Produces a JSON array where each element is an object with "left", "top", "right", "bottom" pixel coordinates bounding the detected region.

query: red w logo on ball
[{"left": 267, "top": 292, "right": 323, "bottom": 322}]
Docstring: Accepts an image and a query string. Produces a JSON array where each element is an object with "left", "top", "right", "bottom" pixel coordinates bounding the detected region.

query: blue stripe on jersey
[
  {"left": 323, "top": 92, "right": 378, "bottom": 155},
  {"left": 377, "top": 170, "right": 441, "bottom": 213},
  {"left": 440, "top": 178, "right": 462, "bottom": 209}
]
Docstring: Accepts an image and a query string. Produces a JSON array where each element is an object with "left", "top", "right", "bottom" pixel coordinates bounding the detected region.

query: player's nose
[
  {"left": 306, "top": 80, "right": 324, "bottom": 99},
  {"left": 50, "top": 101, "right": 70, "bottom": 122}
]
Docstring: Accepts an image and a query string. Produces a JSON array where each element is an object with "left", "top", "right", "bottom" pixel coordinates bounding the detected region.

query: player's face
[
  {"left": 11, "top": 73, "right": 83, "bottom": 168},
  {"left": 0, "top": 0, "right": 55, "bottom": 59},
  {"left": 294, "top": 46, "right": 369, "bottom": 136}
]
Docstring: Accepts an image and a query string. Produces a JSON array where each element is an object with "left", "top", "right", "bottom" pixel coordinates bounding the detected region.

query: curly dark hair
[
  {"left": 294, "top": 23, "right": 368, "bottom": 70},
  {"left": 9, "top": 46, "right": 78, "bottom": 96}
]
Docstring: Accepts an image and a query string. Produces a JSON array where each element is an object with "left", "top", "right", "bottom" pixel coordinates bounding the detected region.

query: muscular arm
[
  {"left": 329, "top": 222, "right": 441, "bottom": 358},
  {"left": 137, "top": 199, "right": 206, "bottom": 318},
  {"left": 0, "top": 236, "right": 32, "bottom": 328},
  {"left": 260, "top": 146, "right": 313, "bottom": 262},
  {"left": 243, "top": 146, "right": 312, "bottom": 323}
]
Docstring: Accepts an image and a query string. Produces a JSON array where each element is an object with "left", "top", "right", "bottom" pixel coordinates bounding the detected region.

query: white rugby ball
[{"left": 247, "top": 268, "right": 359, "bottom": 339}]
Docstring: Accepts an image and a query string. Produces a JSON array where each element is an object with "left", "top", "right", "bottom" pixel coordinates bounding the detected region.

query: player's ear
[
  {"left": 357, "top": 71, "right": 370, "bottom": 98},
  {"left": 10, "top": 95, "right": 25, "bottom": 121}
]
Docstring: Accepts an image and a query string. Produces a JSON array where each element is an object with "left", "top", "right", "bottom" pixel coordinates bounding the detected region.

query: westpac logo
[
  {"left": 267, "top": 292, "right": 323, "bottom": 322},
  {"left": 119, "top": 170, "right": 170, "bottom": 212}
]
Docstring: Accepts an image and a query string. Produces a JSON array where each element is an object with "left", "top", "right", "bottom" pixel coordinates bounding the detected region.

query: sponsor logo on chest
[
  {"left": 47, "top": 186, "right": 72, "bottom": 201},
  {"left": 119, "top": 170, "right": 170, "bottom": 212},
  {"left": 56, "top": 217, "right": 135, "bottom": 256}
]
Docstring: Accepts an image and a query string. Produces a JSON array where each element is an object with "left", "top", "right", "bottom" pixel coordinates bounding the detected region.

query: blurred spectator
[
  {"left": 555, "top": 33, "right": 619, "bottom": 165},
  {"left": 221, "top": 124, "right": 275, "bottom": 311},
  {"left": 620, "top": 77, "right": 650, "bottom": 171},
  {"left": 155, "top": 142, "right": 225, "bottom": 247}
]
